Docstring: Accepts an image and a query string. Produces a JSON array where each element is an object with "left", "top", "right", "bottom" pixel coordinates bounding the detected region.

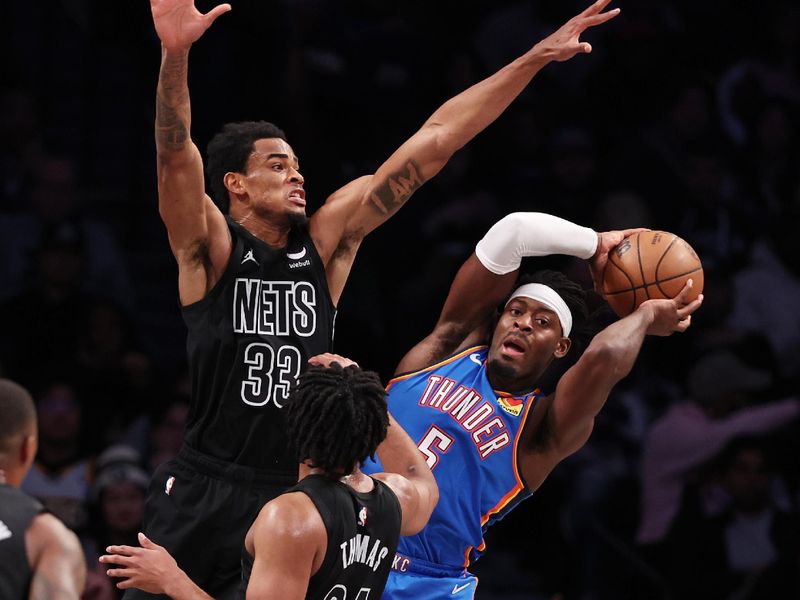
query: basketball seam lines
[
  {"left": 636, "top": 233, "right": 650, "bottom": 302},
  {"left": 606, "top": 252, "right": 638, "bottom": 314},
  {"left": 603, "top": 266, "right": 703, "bottom": 296},
  {"left": 654, "top": 235, "right": 679, "bottom": 298}
]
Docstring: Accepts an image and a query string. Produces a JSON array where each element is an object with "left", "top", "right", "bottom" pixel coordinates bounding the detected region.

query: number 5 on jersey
[{"left": 418, "top": 426, "right": 453, "bottom": 469}]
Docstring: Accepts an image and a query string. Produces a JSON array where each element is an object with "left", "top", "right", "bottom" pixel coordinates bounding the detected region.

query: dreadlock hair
[
  {"left": 205, "top": 121, "right": 288, "bottom": 213},
  {"left": 285, "top": 363, "right": 389, "bottom": 478}
]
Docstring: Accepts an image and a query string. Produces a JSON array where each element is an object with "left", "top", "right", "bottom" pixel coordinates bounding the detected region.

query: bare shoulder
[{"left": 253, "top": 491, "right": 325, "bottom": 543}]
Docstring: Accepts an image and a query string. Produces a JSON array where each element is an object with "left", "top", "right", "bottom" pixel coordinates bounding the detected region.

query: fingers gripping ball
[{"left": 602, "top": 231, "right": 703, "bottom": 317}]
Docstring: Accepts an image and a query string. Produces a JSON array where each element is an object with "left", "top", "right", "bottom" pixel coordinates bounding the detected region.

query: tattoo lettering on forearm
[
  {"left": 156, "top": 51, "right": 190, "bottom": 152},
  {"left": 369, "top": 160, "right": 423, "bottom": 215}
]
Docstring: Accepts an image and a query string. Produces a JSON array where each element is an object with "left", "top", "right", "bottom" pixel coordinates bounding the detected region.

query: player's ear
[
  {"left": 554, "top": 337, "right": 571, "bottom": 359},
  {"left": 224, "top": 171, "right": 246, "bottom": 195}
]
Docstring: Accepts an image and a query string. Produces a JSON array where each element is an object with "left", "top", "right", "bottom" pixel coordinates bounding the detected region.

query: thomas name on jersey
[
  {"left": 339, "top": 533, "right": 390, "bottom": 573},
  {"left": 232, "top": 278, "right": 317, "bottom": 336},
  {"left": 416, "top": 374, "right": 511, "bottom": 459}
]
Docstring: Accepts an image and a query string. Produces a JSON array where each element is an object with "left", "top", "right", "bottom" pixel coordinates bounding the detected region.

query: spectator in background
[
  {"left": 662, "top": 436, "right": 800, "bottom": 599},
  {"left": 727, "top": 209, "right": 800, "bottom": 378},
  {"left": 85, "top": 445, "right": 149, "bottom": 599},
  {"left": 0, "top": 221, "right": 94, "bottom": 385},
  {"left": 144, "top": 396, "right": 189, "bottom": 473},
  {"left": 0, "top": 154, "right": 133, "bottom": 307},
  {"left": 21, "top": 380, "right": 93, "bottom": 533},
  {"left": 636, "top": 350, "right": 800, "bottom": 551}
]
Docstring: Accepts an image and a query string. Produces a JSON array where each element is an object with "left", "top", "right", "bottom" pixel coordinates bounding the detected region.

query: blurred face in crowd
[
  {"left": 723, "top": 447, "right": 771, "bottom": 514},
  {"left": 102, "top": 480, "right": 145, "bottom": 535},
  {"left": 37, "top": 384, "right": 81, "bottom": 444}
]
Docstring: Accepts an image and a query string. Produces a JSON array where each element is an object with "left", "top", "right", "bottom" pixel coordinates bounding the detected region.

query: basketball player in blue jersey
[
  {"left": 140, "top": 0, "right": 622, "bottom": 597},
  {"left": 362, "top": 211, "right": 704, "bottom": 599}
]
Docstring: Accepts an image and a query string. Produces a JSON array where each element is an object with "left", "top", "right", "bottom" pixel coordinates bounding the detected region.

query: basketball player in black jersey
[
  {"left": 0, "top": 379, "right": 86, "bottom": 600},
  {"left": 101, "top": 355, "right": 438, "bottom": 600},
  {"left": 142, "top": 0, "right": 621, "bottom": 596}
]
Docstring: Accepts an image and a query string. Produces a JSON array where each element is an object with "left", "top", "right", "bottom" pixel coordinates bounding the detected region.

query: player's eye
[
  {"left": 509, "top": 308, "right": 522, "bottom": 317},
  {"left": 536, "top": 318, "right": 549, "bottom": 327},
  {"left": 272, "top": 163, "right": 284, "bottom": 171}
]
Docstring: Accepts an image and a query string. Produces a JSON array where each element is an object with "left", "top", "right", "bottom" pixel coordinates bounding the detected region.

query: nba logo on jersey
[
  {"left": 497, "top": 395, "right": 523, "bottom": 417},
  {"left": 358, "top": 506, "right": 368, "bottom": 526},
  {"left": 165, "top": 476, "right": 175, "bottom": 495}
]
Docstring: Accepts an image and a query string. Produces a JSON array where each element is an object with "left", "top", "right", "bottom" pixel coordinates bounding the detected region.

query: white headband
[{"left": 506, "top": 283, "right": 572, "bottom": 337}]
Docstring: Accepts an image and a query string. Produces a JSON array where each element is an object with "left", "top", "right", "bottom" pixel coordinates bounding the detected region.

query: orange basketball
[{"left": 602, "top": 231, "right": 703, "bottom": 318}]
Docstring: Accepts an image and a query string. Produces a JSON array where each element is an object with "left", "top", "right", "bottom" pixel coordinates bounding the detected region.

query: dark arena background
[{"left": 3, "top": 1, "right": 800, "bottom": 598}]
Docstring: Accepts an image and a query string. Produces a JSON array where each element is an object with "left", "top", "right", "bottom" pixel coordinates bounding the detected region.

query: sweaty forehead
[{"left": 250, "top": 138, "right": 297, "bottom": 162}]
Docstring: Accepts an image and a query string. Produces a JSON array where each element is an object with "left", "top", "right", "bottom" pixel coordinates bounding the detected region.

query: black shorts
[{"left": 122, "top": 445, "right": 297, "bottom": 600}]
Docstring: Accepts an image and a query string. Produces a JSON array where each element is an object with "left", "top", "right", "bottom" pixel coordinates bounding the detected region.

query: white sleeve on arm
[{"left": 475, "top": 212, "right": 599, "bottom": 275}]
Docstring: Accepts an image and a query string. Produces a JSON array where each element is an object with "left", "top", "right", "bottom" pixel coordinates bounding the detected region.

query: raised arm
[
  {"left": 520, "top": 282, "right": 704, "bottom": 488},
  {"left": 310, "top": 0, "right": 620, "bottom": 301},
  {"left": 27, "top": 513, "right": 86, "bottom": 600},
  {"left": 149, "top": 0, "right": 233, "bottom": 306},
  {"left": 395, "top": 212, "right": 608, "bottom": 374}
]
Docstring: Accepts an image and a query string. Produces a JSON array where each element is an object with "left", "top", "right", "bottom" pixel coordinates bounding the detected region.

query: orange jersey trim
[
  {"left": 463, "top": 395, "right": 537, "bottom": 568},
  {"left": 386, "top": 345, "right": 487, "bottom": 392}
]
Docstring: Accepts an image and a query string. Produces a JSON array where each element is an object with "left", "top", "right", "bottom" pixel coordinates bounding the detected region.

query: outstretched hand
[
  {"left": 589, "top": 228, "right": 649, "bottom": 295},
  {"left": 99, "top": 532, "right": 180, "bottom": 593},
  {"left": 641, "top": 280, "right": 704, "bottom": 337},
  {"left": 533, "top": 0, "right": 620, "bottom": 62},
  {"left": 150, "top": 0, "right": 231, "bottom": 51}
]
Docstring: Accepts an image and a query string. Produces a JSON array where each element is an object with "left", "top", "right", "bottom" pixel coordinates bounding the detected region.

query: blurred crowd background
[{"left": 2, "top": 1, "right": 800, "bottom": 598}]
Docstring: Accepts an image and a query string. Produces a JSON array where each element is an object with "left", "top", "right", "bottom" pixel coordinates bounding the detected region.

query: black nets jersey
[
  {"left": 182, "top": 218, "right": 336, "bottom": 471},
  {"left": 241, "top": 475, "right": 402, "bottom": 600},
  {"left": 0, "top": 484, "right": 45, "bottom": 600}
]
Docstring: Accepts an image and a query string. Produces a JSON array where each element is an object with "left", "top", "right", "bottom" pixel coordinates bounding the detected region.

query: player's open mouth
[
  {"left": 501, "top": 339, "right": 526, "bottom": 357},
  {"left": 288, "top": 189, "right": 306, "bottom": 206}
]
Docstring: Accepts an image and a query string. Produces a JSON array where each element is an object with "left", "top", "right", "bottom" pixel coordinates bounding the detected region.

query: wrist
[{"left": 164, "top": 568, "right": 194, "bottom": 600}]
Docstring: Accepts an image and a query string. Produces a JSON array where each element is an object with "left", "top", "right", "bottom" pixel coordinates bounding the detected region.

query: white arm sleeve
[{"left": 475, "top": 212, "right": 599, "bottom": 275}]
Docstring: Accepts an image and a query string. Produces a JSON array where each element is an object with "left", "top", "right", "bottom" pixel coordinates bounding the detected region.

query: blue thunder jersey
[{"left": 363, "top": 346, "right": 542, "bottom": 569}]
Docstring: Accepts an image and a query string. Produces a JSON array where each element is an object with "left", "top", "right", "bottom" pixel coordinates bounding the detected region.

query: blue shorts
[{"left": 380, "top": 553, "right": 478, "bottom": 600}]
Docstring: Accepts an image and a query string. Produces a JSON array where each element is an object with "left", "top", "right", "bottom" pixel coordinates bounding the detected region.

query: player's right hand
[
  {"left": 589, "top": 228, "right": 649, "bottom": 297},
  {"left": 531, "top": 0, "right": 620, "bottom": 63},
  {"left": 150, "top": 0, "right": 231, "bottom": 51},
  {"left": 639, "top": 279, "right": 703, "bottom": 337}
]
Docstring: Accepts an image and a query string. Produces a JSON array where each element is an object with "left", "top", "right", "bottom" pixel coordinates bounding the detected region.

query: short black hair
[
  {"left": 205, "top": 121, "right": 287, "bottom": 213},
  {"left": 0, "top": 379, "right": 36, "bottom": 455},
  {"left": 285, "top": 364, "right": 389, "bottom": 477}
]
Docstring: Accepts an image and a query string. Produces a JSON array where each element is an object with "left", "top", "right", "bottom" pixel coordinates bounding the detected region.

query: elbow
[{"left": 421, "top": 122, "right": 461, "bottom": 159}]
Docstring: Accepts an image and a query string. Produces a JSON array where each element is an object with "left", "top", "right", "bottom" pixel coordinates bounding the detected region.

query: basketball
[{"left": 602, "top": 231, "right": 703, "bottom": 318}]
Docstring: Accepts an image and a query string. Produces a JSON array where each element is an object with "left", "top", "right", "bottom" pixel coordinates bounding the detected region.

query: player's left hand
[
  {"left": 532, "top": 0, "right": 620, "bottom": 63},
  {"left": 640, "top": 279, "right": 704, "bottom": 337},
  {"left": 309, "top": 353, "right": 359, "bottom": 369},
  {"left": 589, "top": 228, "right": 649, "bottom": 296},
  {"left": 99, "top": 532, "right": 180, "bottom": 594}
]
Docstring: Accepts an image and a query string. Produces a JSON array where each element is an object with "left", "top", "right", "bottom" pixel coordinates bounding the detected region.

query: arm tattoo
[
  {"left": 368, "top": 160, "right": 423, "bottom": 216},
  {"left": 156, "top": 50, "right": 191, "bottom": 152}
]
